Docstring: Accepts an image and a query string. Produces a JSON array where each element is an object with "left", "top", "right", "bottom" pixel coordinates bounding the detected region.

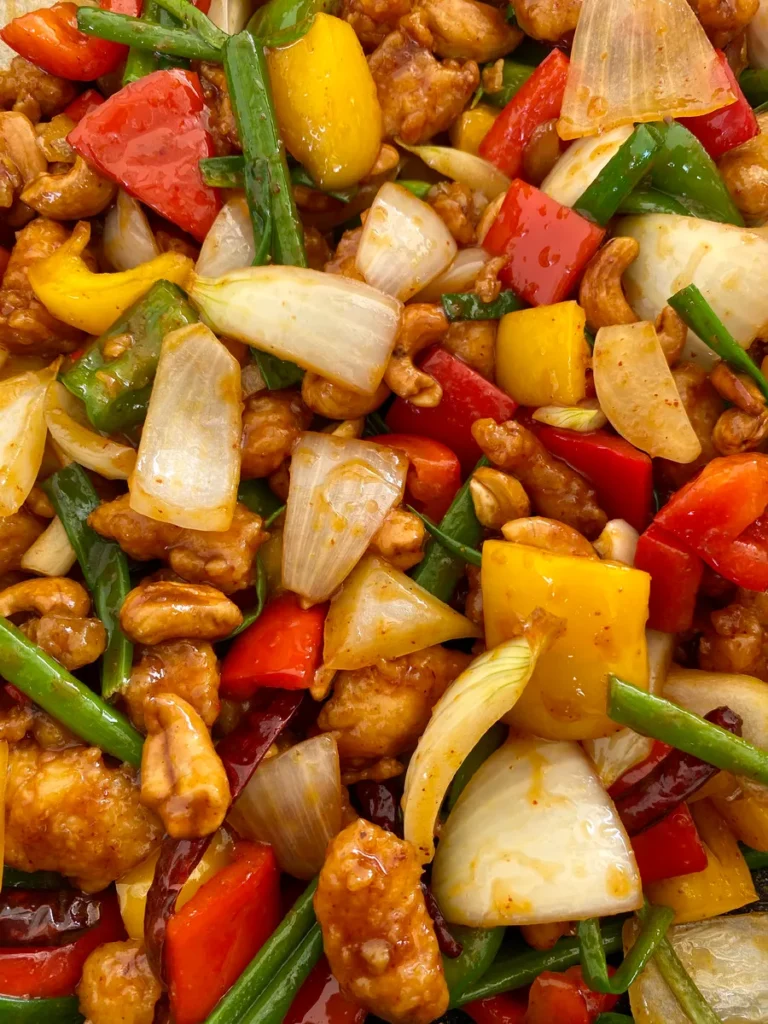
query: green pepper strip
[
  {"left": 150, "top": 0, "right": 227, "bottom": 47},
  {"left": 205, "top": 878, "right": 318, "bottom": 1023},
  {"left": 482, "top": 58, "right": 536, "bottom": 108},
  {"left": 0, "top": 617, "right": 142, "bottom": 766},
  {"left": 442, "top": 290, "right": 526, "bottom": 323},
  {"left": 2, "top": 867, "right": 69, "bottom": 889},
  {"left": 668, "top": 283, "right": 768, "bottom": 401},
  {"left": 742, "top": 845, "right": 768, "bottom": 871},
  {"left": 226, "top": 555, "right": 267, "bottom": 639},
  {"left": 609, "top": 675, "right": 768, "bottom": 787},
  {"left": 248, "top": 0, "right": 338, "bottom": 49},
  {"left": 0, "top": 995, "right": 84, "bottom": 1024},
  {"left": 397, "top": 180, "right": 432, "bottom": 199},
  {"left": 76, "top": 7, "right": 223, "bottom": 60},
  {"left": 444, "top": 924, "right": 506, "bottom": 1007},
  {"left": 740, "top": 68, "right": 768, "bottom": 108},
  {"left": 407, "top": 506, "right": 483, "bottom": 567},
  {"left": 574, "top": 125, "right": 661, "bottom": 227},
  {"left": 447, "top": 723, "right": 506, "bottom": 812},
  {"left": 43, "top": 465, "right": 133, "bottom": 700},
  {"left": 456, "top": 920, "right": 624, "bottom": 1005},
  {"left": 577, "top": 904, "right": 674, "bottom": 994},
  {"left": 616, "top": 188, "right": 690, "bottom": 217}
]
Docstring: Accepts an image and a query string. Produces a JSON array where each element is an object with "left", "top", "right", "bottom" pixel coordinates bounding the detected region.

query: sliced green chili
[
  {"left": 151, "top": 0, "right": 227, "bottom": 47},
  {"left": 397, "top": 180, "right": 432, "bottom": 199},
  {"left": 2, "top": 867, "right": 69, "bottom": 889},
  {"left": 43, "top": 465, "right": 133, "bottom": 700},
  {"left": 448, "top": 723, "right": 506, "bottom": 812},
  {"left": 0, "top": 995, "right": 84, "bottom": 1023},
  {"left": 616, "top": 188, "right": 690, "bottom": 217},
  {"left": 609, "top": 675, "right": 768, "bottom": 787},
  {"left": 668, "top": 283, "right": 768, "bottom": 401},
  {"left": 444, "top": 924, "right": 506, "bottom": 1007},
  {"left": 575, "top": 125, "right": 662, "bottom": 227},
  {"left": 76, "top": 8, "right": 223, "bottom": 60},
  {"left": 407, "top": 506, "right": 482, "bottom": 567},
  {"left": 578, "top": 904, "right": 674, "bottom": 994},
  {"left": 248, "top": 0, "right": 338, "bottom": 48},
  {"left": 0, "top": 617, "right": 142, "bottom": 766},
  {"left": 442, "top": 290, "right": 526, "bottom": 323}
]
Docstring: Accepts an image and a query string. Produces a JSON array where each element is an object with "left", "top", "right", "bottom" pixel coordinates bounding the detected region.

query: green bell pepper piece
[
  {"left": 445, "top": 924, "right": 506, "bottom": 1007},
  {"left": 248, "top": 0, "right": 338, "bottom": 47},
  {"left": 617, "top": 188, "right": 690, "bottom": 217},
  {"left": 442, "top": 290, "right": 526, "bottom": 323},
  {"left": 575, "top": 124, "right": 662, "bottom": 226},
  {"left": 0, "top": 995, "right": 84, "bottom": 1023}
]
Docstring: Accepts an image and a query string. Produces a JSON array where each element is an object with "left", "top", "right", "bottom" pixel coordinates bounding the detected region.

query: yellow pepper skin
[
  {"left": 449, "top": 104, "right": 499, "bottom": 156},
  {"left": 495, "top": 301, "right": 589, "bottom": 407},
  {"left": 116, "top": 829, "right": 235, "bottom": 940},
  {"left": 267, "top": 14, "right": 382, "bottom": 189},
  {"left": 709, "top": 774, "right": 768, "bottom": 851},
  {"left": 27, "top": 221, "right": 193, "bottom": 336},
  {"left": 646, "top": 800, "right": 756, "bottom": 924},
  {"left": 482, "top": 540, "right": 649, "bottom": 740}
]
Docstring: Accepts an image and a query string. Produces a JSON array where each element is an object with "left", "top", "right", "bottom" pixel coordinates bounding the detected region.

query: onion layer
[
  {"left": 45, "top": 381, "right": 136, "bottom": 480},
  {"left": 189, "top": 266, "right": 401, "bottom": 395},
  {"left": 195, "top": 196, "right": 255, "bottom": 278},
  {"left": 0, "top": 364, "right": 55, "bottom": 517},
  {"left": 20, "top": 516, "right": 77, "bottom": 577},
  {"left": 532, "top": 400, "right": 607, "bottom": 433},
  {"left": 748, "top": 2, "right": 768, "bottom": 69},
  {"left": 398, "top": 143, "right": 511, "bottom": 200},
  {"left": 130, "top": 323, "right": 242, "bottom": 531},
  {"left": 283, "top": 434, "right": 407, "bottom": 604},
  {"left": 541, "top": 125, "right": 633, "bottom": 208},
  {"left": 431, "top": 738, "right": 641, "bottom": 926},
  {"left": 592, "top": 518, "right": 639, "bottom": 565},
  {"left": 415, "top": 247, "right": 489, "bottom": 303},
  {"left": 103, "top": 190, "right": 159, "bottom": 272}
]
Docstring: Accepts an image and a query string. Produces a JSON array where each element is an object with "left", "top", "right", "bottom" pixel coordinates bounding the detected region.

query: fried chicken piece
[
  {"left": 689, "top": 0, "right": 759, "bottom": 47},
  {"left": 198, "top": 62, "right": 241, "bottom": 156},
  {"left": 699, "top": 589, "right": 768, "bottom": 680},
  {"left": 511, "top": 0, "right": 581, "bottom": 40},
  {"left": 240, "top": 389, "right": 313, "bottom": 478},
  {"left": 656, "top": 362, "right": 725, "bottom": 494},
  {"left": 341, "top": 0, "right": 413, "bottom": 49},
  {"left": 124, "top": 640, "right": 220, "bottom": 732},
  {"left": 0, "top": 509, "right": 44, "bottom": 574},
  {"left": 0, "top": 57, "right": 76, "bottom": 122}
]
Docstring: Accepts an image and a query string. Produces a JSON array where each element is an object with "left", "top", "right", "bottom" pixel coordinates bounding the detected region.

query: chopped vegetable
[
  {"left": 634, "top": 524, "right": 704, "bottom": 634},
  {"left": 62, "top": 89, "right": 105, "bottom": 121},
  {"left": 532, "top": 402, "right": 607, "bottom": 433},
  {"left": 541, "top": 125, "right": 633, "bottom": 209},
  {"left": 0, "top": 995, "right": 84, "bottom": 1023},
  {"left": 629, "top": 803, "right": 708, "bottom": 886},
  {"left": 417, "top": 248, "right": 490, "bottom": 304},
  {"left": 578, "top": 905, "right": 674, "bottom": 995},
  {"left": 44, "top": 383, "right": 136, "bottom": 481},
  {"left": 0, "top": 890, "right": 102, "bottom": 947},
  {"left": 195, "top": 195, "right": 255, "bottom": 278},
  {"left": 0, "top": 364, "right": 55, "bottom": 517},
  {"left": 19, "top": 517, "right": 76, "bottom": 578},
  {"left": 368, "top": 433, "right": 461, "bottom": 522},
  {"left": 399, "top": 142, "right": 510, "bottom": 200},
  {"left": 76, "top": 6, "right": 223, "bottom": 60},
  {"left": 284, "top": 958, "right": 366, "bottom": 1024},
  {"left": 679, "top": 50, "right": 758, "bottom": 160},
  {"left": 573, "top": 125, "right": 662, "bottom": 226},
  {"left": 103, "top": 190, "right": 160, "bottom": 272},
  {"left": 441, "top": 289, "right": 526, "bottom": 323},
  {"left": 449, "top": 105, "right": 499, "bottom": 156},
  {"left": 408, "top": 507, "right": 481, "bottom": 567}
]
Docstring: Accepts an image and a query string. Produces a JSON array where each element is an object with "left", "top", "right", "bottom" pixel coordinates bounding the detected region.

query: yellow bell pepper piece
[
  {"left": 267, "top": 14, "right": 382, "bottom": 189},
  {"left": 709, "top": 773, "right": 768, "bottom": 851},
  {"left": 116, "top": 829, "right": 235, "bottom": 940},
  {"left": 27, "top": 221, "right": 193, "bottom": 336},
  {"left": 645, "top": 800, "right": 756, "bottom": 924},
  {"left": 482, "top": 540, "right": 649, "bottom": 739},
  {"left": 449, "top": 104, "right": 499, "bottom": 156},
  {"left": 495, "top": 301, "right": 589, "bottom": 407}
]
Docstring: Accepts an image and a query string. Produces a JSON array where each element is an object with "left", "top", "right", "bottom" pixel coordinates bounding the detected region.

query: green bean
[
  {"left": 0, "top": 995, "right": 84, "bottom": 1024},
  {"left": 289, "top": 165, "right": 357, "bottom": 203},
  {"left": 407, "top": 506, "right": 482, "bottom": 567},
  {"left": 740, "top": 68, "right": 768, "bottom": 108},
  {"left": 122, "top": 0, "right": 163, "bottom": 84},
  {"left": 241, "top": 924, "right": 323, "bottom": 1023},
  {"left": 43, "top": 465, "right": 133, "bottom": 700},
  {"left": 442, "top": 290, "right": 526, "bottom": 322},
  {"left": 0, "top": 617, "right": 143, "bottom": 766},
  {"left": 578, "top": 904, "right": 674, "bottom": 994},
  {"left": 200, "top": 155, "right": 245, "bottom": 189},
  {"left": 447, "top": 723, "right": 506, "bottom": 811},
  {"left": 445, "top": 924, "right": 506, "bottom": 1008},
  {"left": 76, "top": 8, "right": 223, "bottom": 60},
  {"left": 151, "top": 0, "right": 228, "bottom": 48}
]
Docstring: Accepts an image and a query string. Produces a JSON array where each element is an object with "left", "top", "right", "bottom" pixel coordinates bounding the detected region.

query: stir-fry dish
[{"left": 7, "top": 0, "right": 768, "bottom": 1023}]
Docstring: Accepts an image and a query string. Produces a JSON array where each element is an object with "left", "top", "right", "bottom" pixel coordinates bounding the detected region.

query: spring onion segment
[
  {"left": 189, "top": 266, "right": 401, "bottom": 395},
  {"left": 532, "top": 400, "right": 607, "bottom": 433},
  {"left": 541, "top": 125, "right": 633, "bottom": 208},
  {"left": 356, "top": 182, "right": 457, "bottom": 301},
  {"left": 130, "top": 323, "right": 242, "bottom": 531},
  {"left": 323, "top": 553, "right": 480, "bottom": 671},
  {"left": 195, "top": 195, "right": 256, "bottom": 278},
  {"left": 0, "top": 364, "right": 56, "bottom": 517},
  {"left": 431, "top": 737, "right": 641, "bottom": 926},
  {"left": 19, "top": 517, "right": 77, "bottom": 578},
  {"left": 283, "top": 433, "right": 407, "bottom": 604},
  {"left": 103, "top": 190, "right": 160, "bottom": 272},
  {"left": 403, "top": 621, "right": 557, "bottom": 863},
  {"left": 593, "top": 322, "right": 701, "bottom": 463},
  {"left": 559, "top": 0, "right": 735, "bottom": 139},
  {"left": 45, "top": 382, "right": 136, "bottom": 481},
  {"left": 398, "top": 143, "right": 511, "bottom": 200}
]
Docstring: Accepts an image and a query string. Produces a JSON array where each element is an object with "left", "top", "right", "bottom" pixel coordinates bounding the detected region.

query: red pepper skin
[
  {"left": 525, "top": 967, "right": 618, "bottom": 1024},
  {"left": 628, "top": 803, "right": 709, "bottom": 885},
  {"left": 0, "top": 892, "right": 124, "bottom": 999},
  {"left": 482, "top": 180, "right": 605, "bottom": 307},
  {"left": 63, "top": 89, "right": 105, "bottom": 122},
  {"left": 68, "top": 69, "right": 220, "bottom": 242},
  {"left": 385, "top": 348, "right": 517, "bottom": 475},
  {"left": 367, "top": 434, "right": 461, "bottom": 521},
  {"left": 478, "top": 49, "right": 570, "bottom": 178},
  {"left": 634, "top": 524, "right": 704, "bottom": 633},
  {"left": 284, "top": 958, "right": 366, "bottom": 1024},
  {"left": 679, "top": 51, "right": 758, "bottom": 160},
  {"left": 526, "top": 421, "right": 653, "bottom": 532},
  {"left": 464, "top": 993, "right": 528, "bottom": 1024},
  {"left": 166, "top": 842, "right": 281, "bottom": 1024},
  {"left": 220, "top": 594, "right": 326, "bottom": 698}
]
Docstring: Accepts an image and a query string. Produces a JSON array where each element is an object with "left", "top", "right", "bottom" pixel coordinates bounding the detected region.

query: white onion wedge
[
  {"left": 195, "top": 196, "right": 255, "bottom": 278},
  {"left": 559, "top": 0, "right": 735, "bottom": 139},
  {"left": 532, "top": 400, "right": 607, "bottom": 433},
  {"left": 415, "top": 247, "right": 489, "bottom": 302},
  {"left": 103, "top": 190, "right": 160, "bottom": 272},
  {"left": 283, "top": 434, "right": 407, "bottom": 604},
  {"left": 0, "top": 364, "right": 56, "bottom": 517},
  {"left": 398, "top": 143, "right": 511, "bottom": 200},
  {"left": 130, "top": 324, "right": 241, "bottom": 531},
  {"left": 541, "top": 125, "right": 633, "bottom": 208},
  {"left": 594, "top": 322, "right": 701, "bottom": 463},
  {"left": 323, "top": 553, "right": 480, "bottom": 672},
  {"left": 20, "top": 516, "right": 77, "bottom": 577},
  {"left": 593, "top": 518, "right": 639, "bottom": 565},
  {"left": 189, "top": 266, "right": 401, "bottom": 395},
  {"left": 432, "top": 738, "right": 641, "bottom": 925},
  {"left": 403, "top": 618, "right": 557, "bottom": 863},
  {"left": 45, "top": 381, "right": 136, "bottom": 481},
  {"left": 355, "top": 182, "right": 457, "bottom": 301}
]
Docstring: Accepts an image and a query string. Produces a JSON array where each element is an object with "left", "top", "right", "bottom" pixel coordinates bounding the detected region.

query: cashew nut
[
  {"left": 578, "top": 237, "right": 640, "bottom": 331},
  {"left": 470, "top": 466, "right": 530, "bottom": 529},
  {"left": 0, "top": 156, "right": 23, "bottom": 209},
  {"left": 383, "top": 304, "right": 448, "bottom": 407},
  {"left": 0, "top": 112, "right": 46, "bottom": 186},
  {"left": 35, "top": 115, "right": 77, "bottom": 165},
  {"left": 710, "top": 360, "right": 766, "bottom": 416},
  {"left": 325, "top": 418, "right": 366, "bottom": 439},
  {"left": 23, "top": 615, "right": 106, "bottom": 671},
  {"left": 368, "top": 507, "right": 425, "bottom": 570},
  {"left": 141, "top": 692, "right": 230, "bottom": 839},
  {"left": 302, "top": 373, "right": 390, "bottom": 418},
  {"left": 21, "top": 156, "right": 117, "bottom": 220},
  {"left": 444, "top": 320, "right": 497, "bottom": 380},
  {"left": 713, "top": 407, "right": 768, "bottom": 455},
  {"left": 119, "top": 580, "right": 243, "bottom": 645},
  {"left": 654, "top": 305, "right": 687, "bottom": 367},
  {"left": 0, "top": 577, "right": 91, "bottom": 618},
  {"left": 501, "top": 517, "right": 598, "bottom": 559}
]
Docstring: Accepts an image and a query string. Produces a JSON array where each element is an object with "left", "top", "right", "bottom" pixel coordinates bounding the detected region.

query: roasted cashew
[
  {"left": 21, "top": 156, "right": 117, "bottom": 220},
  {"left": 654, "top": 305, "right": 687, "bottom": 367},
  {"left": 470, "top": 467, "right": 530, "bottom": 529},
  {"left": 0, "top": 112, "right": 46, "bottom": 186},
  {"left": 368, "top": 507, "right": 425, "bottom": 571},
  {"left": 141, "top": 692, "right": 230, "bottom": 839},
  {"left": 383, "top": 304, "right": 448, "bottom": 408},
  {"left": 501, "top": 516, "right": 599, "bottom": 559},
  {"left": 0, "top": 577, "right": 91, "bottom": 619},
  {"left": 302, "top": 373, "right": 390, "bottom": 418},
  {"left": 0, "top": 156, "right": 22, "bottom": 209},
  {"left": 710, "top": 361, "right": 766, "bottom": 415},
  {"left": 578, "top": 237, "right": 640, "bottom": 332},
  {"left": 35, "top": 115, "right": 76, "bottom": 164},
  {"left": 119, "top": 580, "right": 243, "bottom": 645},
  {"left": 713, "top": 407, "right": 768, "bottom": 455}
]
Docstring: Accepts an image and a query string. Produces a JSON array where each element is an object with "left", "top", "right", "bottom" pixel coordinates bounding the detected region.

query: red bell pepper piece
[
  {"left": 0, "top": 0, "right": 140, "bottom": 81},
  {"left": 0, "top": 247, "right": 10, "bottom": 282},
  {"left": 63, "top": 89, "right": 105, "bottom": 123},
  {"left": 679, "top": 51, "right": 758, "bottom": 160},
  {"left": 166, "top": 842, "right": 280, "bottom": 1024},
  {"left": 526, "top": 421, "right": 653, "bottom": 532},
  {"left": 629, "top": 804, "right": 709, "bottom": 885},
  {"left": 385, "top": 348, "right": 517, "bottom": 475},
  {"left": 367, "top": 433, "right": 462, "bottom": 522},
  {"left": 220, "top": 593, "right": 326, "bottom": 698},
  {"left": 525, "top": 967, "right": 618, "bottom": 1024},
  {"left": 464, "top": 993, "right": 528, "bottom": 1024},
  {"left": 634, "top": 524, "right": 704, "bottom": 634},
  {"left": 0, "top": 892, "right": 124, "bottom": 999},
  {"left": 483, "top": 180, "right": 605, "bottom": 307},
  {"left": 478, "top": 49, "right": 570, "bottom": 178},
  {"left": 284, "top": 958, "right": 366, "bottom": 1024},
  {"left": 68, "top": 69, "right": 220, "bottom": 242}
]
